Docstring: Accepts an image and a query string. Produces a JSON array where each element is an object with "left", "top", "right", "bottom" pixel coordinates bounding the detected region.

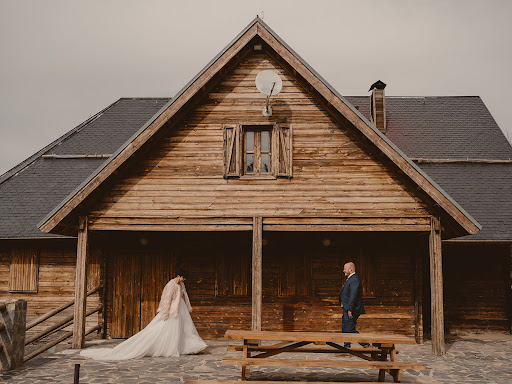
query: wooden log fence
[
  {"left": 26, "top": 286, "right": 102, "bottom": 331},
  {"left": 23, "top": 286, "right": 103, "bottom": 363}
]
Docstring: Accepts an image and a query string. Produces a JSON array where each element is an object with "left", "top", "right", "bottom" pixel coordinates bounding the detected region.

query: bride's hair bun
[{"left": 176, "top": 268, "right": 189, "bottom": 279}]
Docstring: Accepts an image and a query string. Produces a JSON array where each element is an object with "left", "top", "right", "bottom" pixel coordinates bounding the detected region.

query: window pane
[
  {"left": 246, "top": 131, "right": 254, "bottom": 152},
  {"left": 261, "top": 130, "right": 270, "bottom": 152},
  {"left": 246, "top": 154, "right": 254, "bottom": 174},
  {"left": 261, "top": 153, "right": 270, "bottom": 173}
]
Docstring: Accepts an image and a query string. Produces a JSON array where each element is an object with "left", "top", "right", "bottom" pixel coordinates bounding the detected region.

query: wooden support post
[
  {"left": 429, "top": 217, "right": 445, "bottom": 355},
  {"left": 414, "top": 248, "right": 423, "bottom": 344},
  {"left": 252, "top": 217, "right": 263, "bottom": 332},
  {"left": 509, "top": 245, "right": 512, "bottom": 335},
  {"left": 72, "top": 216, "right": 89, "bottom": 349}
]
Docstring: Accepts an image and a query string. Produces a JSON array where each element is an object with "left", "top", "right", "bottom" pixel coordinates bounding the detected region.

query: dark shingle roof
[
  {"left": 0, "top": 98, "right": 169, "bottom": 238},
  {"left": 345, "top": 95, "right": 512, "bottom": 240},
  {"left": 345, "top": 96, "right": 512, "bottom": 160},
  {"left": 415, "top": 163, "right": 512, "bottom": 240},
  {"left": 0, "top": 96, "right": 510, "bottom": 240}
]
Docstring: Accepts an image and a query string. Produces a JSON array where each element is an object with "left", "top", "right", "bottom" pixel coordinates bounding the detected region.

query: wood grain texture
[
  {"left": 186, "top": 381, "right": 387, "bottom": 384},
  {"left": 256, "top": 23, "right": 478, "bottom": 236},
  {"left": 8, "top": 248, "right": 39, "bottom": 292},
  {"left": 222, "top": 357, "right": 426, "bottom": 369},
  {"left": 100, "top": 232, "right": 420, "bottom": 339},
  {"left": 429, "top": 217, "right": 445, "bottom": 355},
  {"left": 89, "top": 52, "right": 430, "bottom": 227},
  {"left": 72, "top": 216, "right": 88, "bottom": 349},
  {"left": 443, "top": 243, "right": 511, "bottom": 334},
  {"left": 40, "top": 24, "right": 259, "bottom": 234},
  {"left": 252, "top": 217, "right": 262, "bottom": 331},
  {"left": 224, "top": 329, "right": 417, "bottom": 344}
]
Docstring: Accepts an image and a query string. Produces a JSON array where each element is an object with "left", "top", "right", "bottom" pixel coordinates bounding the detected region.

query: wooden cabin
[{"left": 1, "top": 19, "right": 511, "bottom": 356}]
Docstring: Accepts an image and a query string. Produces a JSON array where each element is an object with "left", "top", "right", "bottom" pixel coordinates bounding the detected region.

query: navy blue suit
[{"left": 339, "top": 273, "right": 367, "bottom": 347}]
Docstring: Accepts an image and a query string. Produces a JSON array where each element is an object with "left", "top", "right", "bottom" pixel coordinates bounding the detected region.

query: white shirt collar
[{"left": 347, "top": 272, "right": 355, "bottom": 279}]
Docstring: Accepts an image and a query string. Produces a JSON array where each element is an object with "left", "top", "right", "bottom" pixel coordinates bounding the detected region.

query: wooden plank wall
[
  {"left": 103, "top": 232, "right": 419, "bottom": 339},
  {"left": 0, "top": 240, "right": 102, "bottom": 341},
  {"left": 443, "top": 243, "right": 511, "bottom": 334},
  {"left": 90, "top": 50, "right": 428, "bottom": 223}
]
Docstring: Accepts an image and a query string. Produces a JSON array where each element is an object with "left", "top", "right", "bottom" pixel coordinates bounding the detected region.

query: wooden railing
[{"left": 24, "top": 286, "right": 103, "bottom": 363}]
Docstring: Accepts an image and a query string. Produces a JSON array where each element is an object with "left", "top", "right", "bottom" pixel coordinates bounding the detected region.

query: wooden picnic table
[{"left": 222, "top": 330, "right": 427, "bottom": 383}]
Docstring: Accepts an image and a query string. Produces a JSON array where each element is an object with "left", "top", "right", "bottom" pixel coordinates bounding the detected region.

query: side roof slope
[
  {"left": 346, "top": 95, "right": 512, "bottom": 240},
  {"left": 0, "top": 98, "right": 169, "bottom": 238}
]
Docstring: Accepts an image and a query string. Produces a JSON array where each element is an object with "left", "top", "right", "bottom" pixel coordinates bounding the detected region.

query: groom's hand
[{"left": 348, "top": 311, "right": 353, "bottom": 319}]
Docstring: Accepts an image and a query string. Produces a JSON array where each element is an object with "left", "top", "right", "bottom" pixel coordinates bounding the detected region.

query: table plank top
[{"left": 224, "top": 330, "right": 417, "bottom": 345}]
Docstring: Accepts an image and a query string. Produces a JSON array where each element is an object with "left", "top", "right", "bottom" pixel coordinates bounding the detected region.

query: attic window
[
  {"left": 224, "top": 123, "right": 292, "bottom": 179},
  {"left": 244, "top": 126, "right": 272, "bottom": 176}
]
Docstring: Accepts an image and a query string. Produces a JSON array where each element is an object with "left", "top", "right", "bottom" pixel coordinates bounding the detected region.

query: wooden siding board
[
  {"left": 0, "top": 242, "right": 101, "bottom": 342},
  {"left": 100, "top": 232, "right": 420, "bottom": 339},
  {"left": 88, "top": 52, "right": 429, "bottom": 231},
  {"left": 443, "top": 243, "right": 511, "bottom": 334}
]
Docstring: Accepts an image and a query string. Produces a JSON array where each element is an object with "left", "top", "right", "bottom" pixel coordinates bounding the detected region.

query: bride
[{"left": 80, "top": 269, "right": 207, "bottom": 360}]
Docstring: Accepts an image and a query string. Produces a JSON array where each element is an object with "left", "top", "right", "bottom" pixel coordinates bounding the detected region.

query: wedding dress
[{"left": 80, "top": 278, "right": 206, "bottom": 360}]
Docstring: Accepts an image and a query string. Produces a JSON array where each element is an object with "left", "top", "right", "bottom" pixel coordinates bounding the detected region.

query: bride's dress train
[{"left": 80, "top": 297, "right": 206, "bottom": 360}]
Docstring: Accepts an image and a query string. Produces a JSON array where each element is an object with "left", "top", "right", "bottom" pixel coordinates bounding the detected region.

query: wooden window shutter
[
  {"left": 276, "top": 125, "right": 293, "bottom": 178},
  {"left": 9, "top": 248, "right": 39, "bottom": 292},
  {"left": 224, "top": 124, "right": 241, "bottom": 178}
]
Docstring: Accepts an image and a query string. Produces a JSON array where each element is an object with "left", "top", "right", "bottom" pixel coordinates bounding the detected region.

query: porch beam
[
  {"left": 72, "top": 216, "right": 88, "bottom": 349},
  {"left": 252, "top": 217, "right": 263, "bottom": 331},
  {"left": 429, "top": 216, "right": 445, "bottom": 355}
]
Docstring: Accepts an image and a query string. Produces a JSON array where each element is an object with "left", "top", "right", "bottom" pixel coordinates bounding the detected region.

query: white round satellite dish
[{"left": 255, "top": 70, "right": 282, "bottom": 96}]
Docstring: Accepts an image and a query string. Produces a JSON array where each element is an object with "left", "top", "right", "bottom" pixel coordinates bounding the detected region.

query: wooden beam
[
  {"left": 429, "top": 216, "right": 445, "bottom": 355},
  {"left": 252, "top": 217, "right": 263, "bottom": 331},
  {"left": 72, "top": 216, "right": 88, "bottom": 348},
  {"left": 39, "top": 23, "right": 258, "bottom": 234},
  {"left": 258, "top": 26, "right": 479, "bottom": 236},
  {"left": 509, "top": 245, "right": 512, "bottom": 335},
  {"left": 414, "top": 247, "right": 424, "bottom": 344}
]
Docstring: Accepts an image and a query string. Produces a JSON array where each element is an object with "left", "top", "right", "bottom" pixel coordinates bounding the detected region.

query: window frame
[
  {"left": 241, "top": 124, "right": 275, "bottom": 179},
  {"left": 223, "top": 122, "right": 292, "bottom": 179}
]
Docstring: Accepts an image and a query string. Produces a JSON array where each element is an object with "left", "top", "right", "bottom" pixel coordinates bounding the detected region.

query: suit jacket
[{"left": 339, "top": 274, "right": 366, "bottom": 316}]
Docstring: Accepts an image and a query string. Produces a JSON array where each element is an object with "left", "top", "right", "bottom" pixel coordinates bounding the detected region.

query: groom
[{"left": 339, "top": 262, "right": 369, "bottom": 348}]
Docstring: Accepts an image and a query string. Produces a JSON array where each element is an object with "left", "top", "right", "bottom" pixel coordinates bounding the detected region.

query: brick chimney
[{"left": 369, "top": 80, "right": 387, "bottom": 134}]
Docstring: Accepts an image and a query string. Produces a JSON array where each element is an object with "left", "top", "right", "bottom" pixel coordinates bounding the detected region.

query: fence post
[{"left": 0, "top": 299, "right": 27, "bottom": 370}]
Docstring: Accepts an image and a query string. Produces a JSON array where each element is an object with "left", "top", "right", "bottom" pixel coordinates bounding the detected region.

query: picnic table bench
[{"left": 221, "top": 330, "right": 427, "bottom": 383}]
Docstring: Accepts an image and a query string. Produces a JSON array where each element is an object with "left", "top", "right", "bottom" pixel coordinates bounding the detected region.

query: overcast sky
[{"left": 1, "top": 0, "right": 511, "bottom": 176}]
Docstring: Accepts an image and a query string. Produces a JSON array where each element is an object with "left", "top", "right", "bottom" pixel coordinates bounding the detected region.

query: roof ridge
[{"left": 0, "top": 98, "right": 124, "bottom": 186}]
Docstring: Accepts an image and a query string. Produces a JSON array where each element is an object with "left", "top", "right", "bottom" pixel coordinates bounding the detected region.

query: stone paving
[{"left": 1, "top": 334, "right": 511, "bottom": 383}]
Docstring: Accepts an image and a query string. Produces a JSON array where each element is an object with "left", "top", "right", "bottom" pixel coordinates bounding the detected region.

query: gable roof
[
  {"left": 2, "top": 96, "right": 509, "bottom": 240},
  {"left": 35, "top": 18, "right": 481, "bottom": 237}
]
